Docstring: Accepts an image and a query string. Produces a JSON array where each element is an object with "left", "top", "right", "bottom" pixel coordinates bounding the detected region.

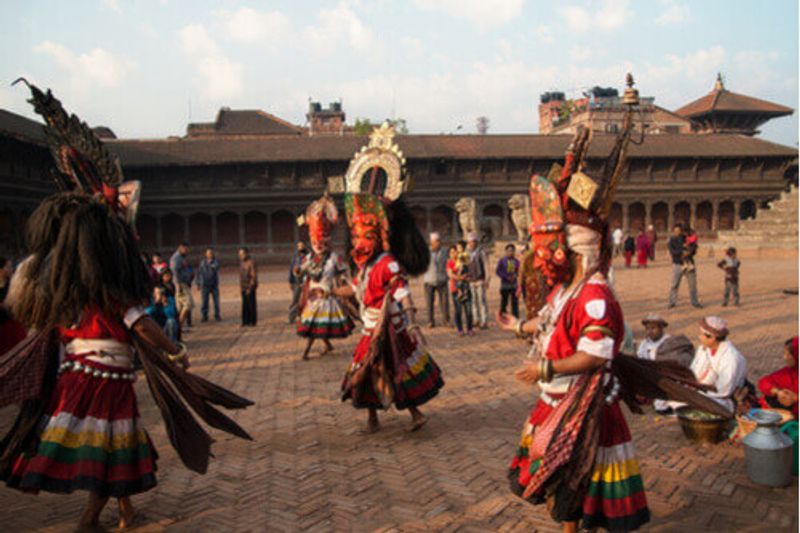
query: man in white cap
[
  {"left": 689, "top": 315, "right": 747, "bottom": 413},
  {"left": 636, "top": 313, "right": 670, "bottom": 361},
  {"left": 422, "top": 232, "right": 450, "bottom": 328},
  {"left": 637, "top": 313, "right": 671, "bottom": 413},
  {"left": 466, "top": 232, "right": 489, "bottom": 329}
]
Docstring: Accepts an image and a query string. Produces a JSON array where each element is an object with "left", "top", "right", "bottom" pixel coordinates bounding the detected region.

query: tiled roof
[
  {"left": 676, "top": 89, "right": 794, "bottom": 118},
  {"left": 0, "top": 109, "right": 47, "bottom": 145},
  {"left": 107, "top": 133, "right": 798, "bottom": 167},
  {"left": 187, "top": 108, "right": 304, "bottom": 137}
]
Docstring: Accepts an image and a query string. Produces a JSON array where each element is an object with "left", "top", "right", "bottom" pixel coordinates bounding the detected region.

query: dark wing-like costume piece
[{"left": 0, "top": 81, "right": 253, "bottom": 475}]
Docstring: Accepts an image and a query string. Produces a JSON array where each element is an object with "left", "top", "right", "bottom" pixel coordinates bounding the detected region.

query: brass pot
[{"left": 676, "top": 406, "right": 733, "bottom": 445}]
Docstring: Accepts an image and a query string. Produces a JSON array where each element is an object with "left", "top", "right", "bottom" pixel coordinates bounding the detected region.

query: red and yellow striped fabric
[{"left": 3, "top": 357, "right": 157, "bottom": 497}]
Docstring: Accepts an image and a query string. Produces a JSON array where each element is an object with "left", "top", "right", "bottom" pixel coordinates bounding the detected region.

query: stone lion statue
[
  {"left": 455, "top": 197, "right": 477, "bottom": 238},
  {"left": 508, "top": 194, "right": 531, "bottom": 243}
]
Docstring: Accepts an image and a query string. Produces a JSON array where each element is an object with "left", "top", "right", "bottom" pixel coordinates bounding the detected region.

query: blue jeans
[
  {"left": 164, "top": 318, "right": 179, "bottom": 342},
  {"left": 451, "top": 292, "right": 473, "bottom": 332},
  {"left": 201, "top": 285, "right": 221, "bottom": 320}
]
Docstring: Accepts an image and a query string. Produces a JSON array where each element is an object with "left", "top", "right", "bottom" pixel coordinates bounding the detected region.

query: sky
[{"left": 0, "top": 0, "right": 797, "bottom": 146}]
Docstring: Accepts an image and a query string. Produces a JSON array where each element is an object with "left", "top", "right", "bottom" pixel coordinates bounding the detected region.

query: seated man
[
  {"left": 636, "top": 313, "right": 671, "bottom": 413},
  {"left": 689, "top": 316, "right": 748, "bottom": 414}
]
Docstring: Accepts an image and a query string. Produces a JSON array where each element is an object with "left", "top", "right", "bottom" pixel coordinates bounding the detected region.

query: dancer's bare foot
[
  {"left": 320, "top": 344, "right": 334, "bottom": 356},
  {"left": 78, "top": 492, "right": 108, "bottom": 530},
  {"left": 408, "top": 407, "right": 428, "bottom": 432},
  {"left": 367, "top": 409, "right": 380, "bottom": 433},
  {"left": 118, "top": 497, "right": 135, "bottom": 530}
]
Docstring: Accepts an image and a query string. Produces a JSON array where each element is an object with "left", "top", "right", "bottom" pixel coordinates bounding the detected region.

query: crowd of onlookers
[{"left": 141, "top": 244, "right": 259, "bottom": 341}]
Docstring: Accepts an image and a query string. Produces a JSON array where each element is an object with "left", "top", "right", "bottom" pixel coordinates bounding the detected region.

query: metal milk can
[{"left": 742, "top": 410, "right": 793, "bottom": 487}]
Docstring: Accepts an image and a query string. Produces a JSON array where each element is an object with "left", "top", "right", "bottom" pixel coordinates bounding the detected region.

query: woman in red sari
[{"left": 759, "top": 337, "right": 799, "bottom": 418}]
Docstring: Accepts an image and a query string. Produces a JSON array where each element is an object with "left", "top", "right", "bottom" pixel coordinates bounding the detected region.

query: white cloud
[
  {"left": 101, "top": 0, "right": 121, "bottom": 13},
  {"left": 34, "top": 41, "right": 134, "bottom": 88},
  {"left": 536, "top": 24, "right": 554, "bottom": 44},
  {"left": 401, "top": 36, "right": 424, "bottom": 57},
  {"left": 560, "top": 0, "right": 631, "bottom": 33},
  {"left": 303, "top": 2, "right": 377, "bottom": 55},
  {"left": 412, "top": 0, "right": 525, "bottom": 32},
  {"left": 570, "top": 45, "right": 592, "bottom": 62},
  {"left": 221, "top": 7, "right": 292, "bottom": 47},
  {"left": 178, "top": 24, "right": 243, "bottom": 101},
  {"left": 655, "top": 0, "right": 690, "bottom": 26}
]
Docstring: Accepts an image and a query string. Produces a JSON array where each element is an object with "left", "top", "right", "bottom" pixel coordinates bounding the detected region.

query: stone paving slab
[{"left": 0, "top": 254, "right": 797, "bottom": 532}]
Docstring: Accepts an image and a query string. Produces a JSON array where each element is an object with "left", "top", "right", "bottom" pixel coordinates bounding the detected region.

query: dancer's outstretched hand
[
  {"left": 496, "top": 312, "right": 518, "bottom": 332},
  {"left": 515, "top": 360, "right": 541, "bottom": 384}
]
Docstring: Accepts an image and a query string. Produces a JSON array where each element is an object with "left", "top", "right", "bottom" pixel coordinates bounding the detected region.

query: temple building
[{"left": 1, "top": 80, "right": 796, "bottom": 261}]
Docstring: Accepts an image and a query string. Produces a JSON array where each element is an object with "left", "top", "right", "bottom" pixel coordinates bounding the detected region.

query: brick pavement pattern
[{"left": 1, "top": 255, "right": 797, "bottom": 532}]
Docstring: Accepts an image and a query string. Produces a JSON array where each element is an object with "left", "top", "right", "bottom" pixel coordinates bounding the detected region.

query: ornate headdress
[
  {"left": 13, "top": 78, "right": 142, "bottom": 227},
  {"left": 299, "top": 193, "right": 339, "bottom": 249},
  {"left": 343, "top": 123, "right": 412, "bottom": 268}
]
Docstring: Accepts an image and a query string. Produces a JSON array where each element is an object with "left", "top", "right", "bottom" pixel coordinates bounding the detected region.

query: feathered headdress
[{"left": 13, "top": 78, "right": 141, "bottom": 226}]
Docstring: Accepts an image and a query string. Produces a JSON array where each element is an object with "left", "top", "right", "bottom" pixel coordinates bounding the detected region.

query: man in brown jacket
[{"left": 239, "top": 247, "right": 258, "bottom": 326}]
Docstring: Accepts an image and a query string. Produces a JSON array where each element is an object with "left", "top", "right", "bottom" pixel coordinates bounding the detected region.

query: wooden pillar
[
  {"left": 711, "top": 201, "right": 719, "bottom": 231},
  {"left": 451, "top": 208, "right": 459, "bottom": 240},
  {"left": 211, "top": 213, "right": 218, "bottom": 245},
  {"left": 733, "top": 200, "right": 741, "bottom": 230},
  {"left": 667, "top": 202, "right": 675, "bottom": 230},
  {"left": 183, "top": 215, "right": 189, "bottom": 245},
  {"left": 622, "top": 202, "right": 630, "bottom": 233},
  {"left": 645, "top": 201, "right": 653, "bottom": 229},
  {"left": 502, "top": 205, "right": 510, "bottom": 238},
  {"left": 689, "top": 201, "right": 697, "bottom": 229},
  {"left": 266, "top": 210, "right": 273, "bottom": 252},
  {"left": 238, "top": 212, "right": 245, "bottom": 245}
]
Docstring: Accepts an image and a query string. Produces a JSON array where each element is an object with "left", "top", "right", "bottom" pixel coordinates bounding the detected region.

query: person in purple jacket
[{"left": 496, "top": 243, "right": 520, "bottom": 318}]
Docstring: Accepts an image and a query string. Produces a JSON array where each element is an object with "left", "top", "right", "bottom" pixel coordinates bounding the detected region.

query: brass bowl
[{"left": 676, "top": 406, "right": 733, "bottom": 444}]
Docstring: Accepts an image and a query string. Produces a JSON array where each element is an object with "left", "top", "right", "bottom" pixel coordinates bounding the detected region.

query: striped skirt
[
  {"left": 343, "top": 328, "right": 444, "bottom": 410},
  {"left": 297, "top": 296, "right": 353, "bottom": 339},
  {"left": 509, "top": 399, "right": 650, "bottom": 531},
  {"left": 2, "top": 354, "right": 157, "bottom": 497}
]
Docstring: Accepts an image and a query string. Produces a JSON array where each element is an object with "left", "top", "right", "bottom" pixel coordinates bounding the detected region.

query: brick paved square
[{"left": 1, "top": 254, "right": 797, "bottom": 532}]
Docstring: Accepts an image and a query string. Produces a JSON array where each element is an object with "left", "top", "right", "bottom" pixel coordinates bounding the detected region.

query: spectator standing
[
  {"left": 446, "top": 243, "right": 473, "bottom": 336},
  {"left": 646, "top": 224, "right": 658, "bottom": 260},
  {"left": 623, "top": 234, "right": 635, "bottom": 268},
  {"left": 423, "top": 232, "right": 450, "bottom": 328},
  {"left": 496, "top": 244, "right": 520, "bottom": 318},
  {"left": 0, "top": 256, "right": 12, "bottom": 302},
  {"left": 611, "top": 226, "right": 624, "bottom": 257},
  {"left": 717, "top": 247, "right": 741, "bottom": 306},
  {"left": 466, "top": 233, "right": 490, "bottom": 329},
  {"left": 668, "top": 224, "right": 701, "bottom": 308},
  {"left": 151, "top": 252, "right": 168, "bottom": 275},
  {"left": 239, "top": 247, "right": 258, "bottom": 326},
  {"left": 197, "top": 247, "right": 222, "bottom": 322},
  {"left": 288, "top": 241, "right": 308, "bottom": 323},
  {"left": 635, "top": 230, "right": 652, "bottom": 268},
  {"left": 170, "top": 243, "right": 195, "bottom": 328}
]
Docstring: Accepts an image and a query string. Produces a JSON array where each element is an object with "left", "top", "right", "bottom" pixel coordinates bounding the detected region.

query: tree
[
  {"left": 476, "top": 116, "right": 490, "bottom": 134},
  {"left": 353, "top": 118, "right": 373, "bottom": 135},
  {"left": 391, "top": 118, "right": 409, "bottom": 135}
]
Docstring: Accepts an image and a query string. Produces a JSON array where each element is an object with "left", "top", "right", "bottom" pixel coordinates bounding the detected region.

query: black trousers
[
  {"left": 241, "top": 290, "right": 257, "bottom": 326},
  {"left": 500, "top": 288, "right": 519, "bottom": 318},
  {"left": 424, "top": 282, "right": 450, "bottom": 325}
]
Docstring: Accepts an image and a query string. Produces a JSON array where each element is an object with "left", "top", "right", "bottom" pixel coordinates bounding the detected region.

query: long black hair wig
[
  {"left": 386, "top": 197, "right": 429, "bottom": 277},
  {"left": 9, "top": 192, "right": 151, "bottom": 329}
]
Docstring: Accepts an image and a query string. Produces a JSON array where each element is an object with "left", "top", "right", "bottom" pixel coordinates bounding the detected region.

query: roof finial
[{"left": 714, "top": 72, "right": 725, "bottom": 91}]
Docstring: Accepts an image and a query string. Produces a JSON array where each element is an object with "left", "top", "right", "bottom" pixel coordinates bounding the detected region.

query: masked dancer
[
  {"left": 0, "top": 82, "right": 253, "bottom": 530},
  {"left": 498, "top": 75, "right": 729, "bottom": 533},
  {"left": 336, "top": 123, "right": 444, "bottom": 433},
  {"left": 296, "top": 194, "right": 354, "bottom": 360}
]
